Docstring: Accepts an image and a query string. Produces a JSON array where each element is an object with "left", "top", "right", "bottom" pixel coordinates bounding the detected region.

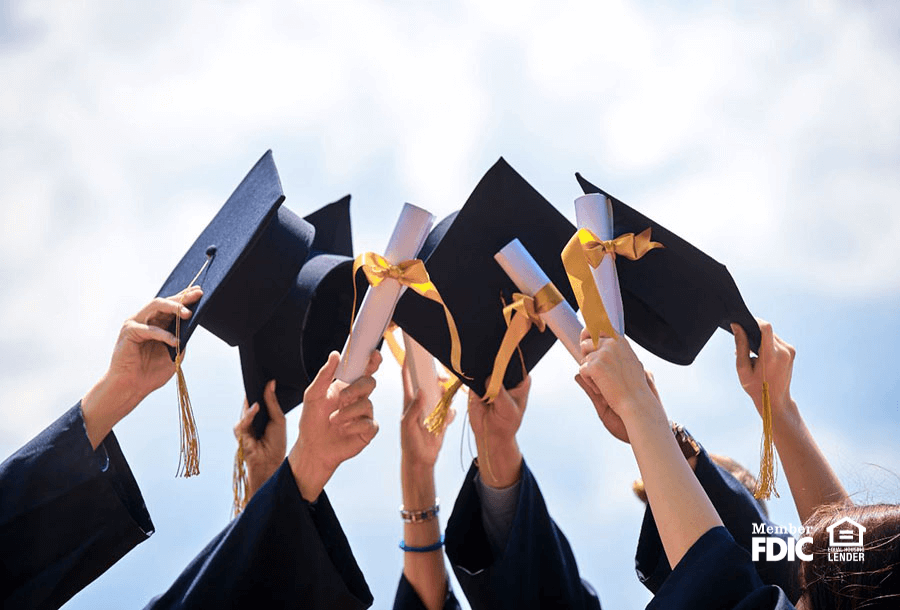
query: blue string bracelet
[{"left": 399, "top": 535, "right": 445, "bottom": 553}]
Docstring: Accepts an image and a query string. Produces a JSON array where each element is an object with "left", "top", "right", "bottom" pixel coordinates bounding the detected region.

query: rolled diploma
[
  {"left": 494, "top": 239, "right": 584, "bottom": 363},
  {"left": 574, "top": 194, "right": 625, "bottom": 335},
  {"left": 401, "top": 331, "right": 444, "bottom": 413},
  {"left": 336, "top": 203, "right": 435, "bottom": 383}
]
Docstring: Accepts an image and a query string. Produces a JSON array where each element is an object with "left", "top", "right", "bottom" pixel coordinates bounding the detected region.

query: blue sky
[{"left": 1, "top": 1, "right": 899, "bottom": 608}]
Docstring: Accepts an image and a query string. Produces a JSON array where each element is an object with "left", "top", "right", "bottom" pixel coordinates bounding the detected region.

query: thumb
[
  {"left": 732, "top": 323, "right": 752, "bottom": 379},
  {"left": 306, "top": 352, "right": 341, "bottom": 400}
]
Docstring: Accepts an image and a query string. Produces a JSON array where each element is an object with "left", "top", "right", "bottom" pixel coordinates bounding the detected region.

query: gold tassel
[
  {"left": 754, "top": 356, "right": 779, "bottom": 499},
  {"left": 172, "top": 254, "right": 210, "bottom": 478},
  {"left": 232, "top": 439, "right": 249, "bottom": 518},
  {"left": 424, "top": 377, "right": 463, "bottom": 434},
  {"left": 174, "top": 352, "right": 200, "bottom": 477}
]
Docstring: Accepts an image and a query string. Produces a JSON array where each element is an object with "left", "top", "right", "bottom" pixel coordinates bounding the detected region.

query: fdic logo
[{"left": 751, "top": 518, "right": 866, "bottom": 563}]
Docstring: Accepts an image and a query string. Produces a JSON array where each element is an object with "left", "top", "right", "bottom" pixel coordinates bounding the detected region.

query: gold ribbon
[
  {"left": 482, "top": 283, "right": 564, "bottom": 403},
  {"left": 351, "top": 252, "right": 465, "bottom": 376},
  {"left": 382, "top": 322, "right": 407, "bottom": 368},
  {"left": 561, "top": 227, "right": 663, "bottom": 347}
]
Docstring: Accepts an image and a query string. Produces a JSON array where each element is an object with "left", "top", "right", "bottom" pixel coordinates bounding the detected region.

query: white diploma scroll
[
  {"left": 401, "top": 331, "right": 443, "bottom": 413},
  {"left": 494, "top": 239, "right": 584, "bottom": 363},
  {"left": 336, "top": 203, "right": 435, "bottom": 383},
  {"left": 574, "top": 194, "right": 625, "bottom": 335}
]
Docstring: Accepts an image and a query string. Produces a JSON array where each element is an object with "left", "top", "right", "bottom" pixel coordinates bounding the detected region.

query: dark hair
[{"left": 800, "top": 503, "right": 900, "bottom": 609}]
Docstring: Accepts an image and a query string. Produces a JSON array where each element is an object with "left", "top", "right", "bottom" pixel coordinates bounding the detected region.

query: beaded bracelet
[
  {"left": 400, "top": 499, "right": 440, "bottom": 523},
  {"left": 399, "top": 535, "right": 445, "bottom": 553}
]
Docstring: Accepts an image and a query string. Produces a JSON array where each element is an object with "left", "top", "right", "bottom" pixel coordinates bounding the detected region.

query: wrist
[
  {"left": 475, "top": 437, "right": 522, "bottom": 489},
  {"left": 618, "top": 393, "right": 669, "bottom": 433},
  {"left": 288, "top": 444, "right": 333, "bottom": 503},
  {"left": 81, "top": 373, "right": 143, "bottom": 449},
  {"left": 401, "top": 462, "right": 436, "bottom": 508}
]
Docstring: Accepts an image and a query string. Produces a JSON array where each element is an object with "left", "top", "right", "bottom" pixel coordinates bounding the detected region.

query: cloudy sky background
[{"left": 1, "top": 0, "right": 899, "bottom": 608}]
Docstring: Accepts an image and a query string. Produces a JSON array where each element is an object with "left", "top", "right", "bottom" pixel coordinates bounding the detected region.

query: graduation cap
[
  {"left": 574, "top": 172, "right": 775, "bottom": 499},
  {"left": 392, "top": 158, "right": 578, "bottom": 399},
  {"left": 238, "top": 196, "right": 367, "bottom": 439},
  {"left": 573, "top": 172, "right": 761, "bottom": 362},
  {"left": 155, "top": 150, "right": 315, "bottom": 476}
]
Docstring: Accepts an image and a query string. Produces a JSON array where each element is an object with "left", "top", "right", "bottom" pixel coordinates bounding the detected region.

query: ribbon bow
[
  {"left": 351, "top": 252, "right": 465, "bottom": 376},
  {"left": 561, "top": 227, "right": 663, "bottom": 347},
  {"left": 483, "top": 283, "right": 564, "bottom": 403}
]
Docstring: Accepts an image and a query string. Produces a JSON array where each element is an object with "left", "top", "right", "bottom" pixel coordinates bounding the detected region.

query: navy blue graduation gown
[
  {"left": 392, "top": 574, "right": 461, "bottom": 610},
  {"left": 648, "top": 526, "right": 796, "bottom": 609},
  {"left": 0, "top": 403, "right": 154, "bottom": 610},
  {"left": 444, "top": 460, "right": 601, "bottom": 610},
  {"left": 145, "top": 459, "right": 373, "bottom": 609},
  {"left": 635, "top": 449, "right": 800, "bottom": 602}
]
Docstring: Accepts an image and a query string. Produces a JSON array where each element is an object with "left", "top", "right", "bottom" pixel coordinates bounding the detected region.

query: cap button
[{"left": 205, "top": 245, "right": 217, "bottom": 257}]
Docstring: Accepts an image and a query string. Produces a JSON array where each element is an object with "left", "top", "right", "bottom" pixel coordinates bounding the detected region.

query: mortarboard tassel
[
  {"left": 754, "top": 356, "right": 779, "bottom": 500},
  {"left": 173, "top": 254, "right": 211, "bottom": 478},
  {"left": 382, "top": 323, "right": 463, "bottom": 436},
  {"left": 424, "top": 377, "right": 463, "bottom": 434},
  {"left": 232, "top": 438, "right": 249, "bottom": 517}
]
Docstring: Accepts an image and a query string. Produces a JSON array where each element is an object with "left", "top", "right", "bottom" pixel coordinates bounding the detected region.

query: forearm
[
  {"left": 475, "top": 437, "right": 522, "bottom": 489},
  {"left": 81, "top": 374, "right": 143, "bottom": 450},
  {"left": 626, "top": 407, "right": 723, "bottom": 569},
  {"left": 772, "top": 401, "right": 848, "bottom": 523},
  {"left": 401, "top": 461, "right": 447, "bottom": 610}
]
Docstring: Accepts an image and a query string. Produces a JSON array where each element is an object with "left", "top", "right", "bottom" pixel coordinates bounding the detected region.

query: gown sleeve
[
  {"left": 0, "top": 402, "right": 154, "bottom": 610},
  {"left": 144, "top": 459, "right": 373, "bottom": 610},
  {"left": 647, "top": 526, "right": 796, "bottom": 610},
  {"left": 392, "top": 573, "right": 461, "bottom": 610},
  {"left": 444, "top": 459, "right": 601, "bottom": 610},
  {"left": 635, "top": 448, "right": 801, "bottom": 601}
]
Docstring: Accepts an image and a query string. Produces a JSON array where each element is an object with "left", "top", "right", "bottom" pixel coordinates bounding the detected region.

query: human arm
[
  {"left": 443, "top": 377, "right": 601, "bottom": 609},
  {"left": 397, "top": 362, "right": 456, "bottom": 610},
  {"left": 81, "top": 286, "right": 203, "bottom": 449},
  {"left": 578, "top": 332, "right": 723, "bottom": 569},
  {"left": 288, "top": 349, "right": 382, "bottom": 502},
  {"left": 732, "top": 320, "right": 848, "bottom": 524}
]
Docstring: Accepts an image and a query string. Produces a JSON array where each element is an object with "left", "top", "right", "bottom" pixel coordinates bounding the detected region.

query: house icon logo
[{"left": 827, "top": 517, "right": 866, "bottom": 548}]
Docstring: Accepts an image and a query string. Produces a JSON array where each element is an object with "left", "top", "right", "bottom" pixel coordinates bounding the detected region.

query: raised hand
[
  {"left": 288, "top": 350, "right": 382, "bottom": 502},
  {"left": 732, "top": 319, "right": 796, "bottom": 416},
  {"left": 575, "top": 328, "right": 661, "bottom": 444},
  {"left": 234, "top": 380, "right": 287, "bottom": 498},
  {"left": 81, "top": 286, "right": 203, "bottom": 448},
  {"left": 468, "top": 376, "right": 529, "bottom": 488},
  {"left": 578, "top": 330, "right": 664, "bottom": 430},
  {"left": 400, "top": 365, "right": 455, "bottom": 471}
]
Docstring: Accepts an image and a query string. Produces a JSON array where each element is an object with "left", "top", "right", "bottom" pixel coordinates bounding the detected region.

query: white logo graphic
[
  {"left": 827, "top": 517, "right": 866, "bottom": 548},
  {"left": 751, "top": 518, "right": 866, "bottom": 563}
]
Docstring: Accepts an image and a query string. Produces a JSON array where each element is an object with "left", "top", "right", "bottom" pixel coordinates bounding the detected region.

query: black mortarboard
[
  {"left": 392, "top": 158, "right": 578, "bottom": 398},
  {"left": 239, "top": 196, "right": 367, "bottom": 438},
  {"left": 574, "top": 172, "right": 761, "bottom": 362},
  {"left": 156, "top": 150, "right": 315, "bottom": 353}
]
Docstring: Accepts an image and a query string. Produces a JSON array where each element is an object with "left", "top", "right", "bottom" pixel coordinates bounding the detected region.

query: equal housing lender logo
[{"left": 751, "top": 517, "right": 866, "bottom": 562}]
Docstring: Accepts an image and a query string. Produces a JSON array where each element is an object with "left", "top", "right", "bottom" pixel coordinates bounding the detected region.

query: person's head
[{"left": 798, "top": 503, "right": 900, "bottom": 609}]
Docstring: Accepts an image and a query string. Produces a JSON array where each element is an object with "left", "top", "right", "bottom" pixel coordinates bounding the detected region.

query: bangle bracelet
[
  {"left": 399, "top": 535, "right": 444, "bottom": 553},
  {"left": 400, "top": 499, "right": 440, "bottom": 523}
]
